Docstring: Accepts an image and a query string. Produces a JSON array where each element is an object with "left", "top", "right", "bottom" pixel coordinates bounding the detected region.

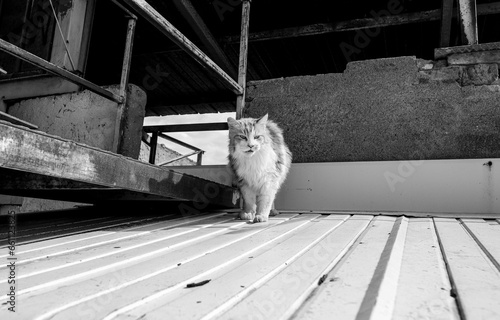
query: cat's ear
[
  {"left": 256, "top": 114, "right": 268, "bottom": 125},
  {"left": 227, "top": 117, "right": 238, "bottom": 128}
]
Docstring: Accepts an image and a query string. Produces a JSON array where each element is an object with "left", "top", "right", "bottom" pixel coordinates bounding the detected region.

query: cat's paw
[
  {"left": 270, "top": 208, "right": 280, "bottom": 216},
  {"left": 253, "top": 215, "right": 268, "bottom": 223},
  {"left": 239, "top": 211, "right": 254, "bottom": 220}
]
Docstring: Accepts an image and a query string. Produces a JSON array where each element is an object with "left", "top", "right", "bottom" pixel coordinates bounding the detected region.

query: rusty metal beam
[
  {"left": 121, "top": 0, "right": 243, "bottom": 95},
  {"left": 236, "top": 0, "right": 251, "bottom": 119},
  {"left": 458, "top": 0, "right": 478, "bottom": 45},
  {"left": 0, "top": 38, "right": 123, "bottom": 103},
  {"left": 172, "top": 0, "right": 236, "bottom": 79}
]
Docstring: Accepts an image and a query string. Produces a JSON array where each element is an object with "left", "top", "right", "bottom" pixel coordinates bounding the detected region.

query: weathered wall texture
[
  {"left": 9, "top": 84, "right": 146, "bottom": 158},
  {"left": 245, "top": 56, "right": 500, "bottom": 163},
  {"left": 7, "top": 84, "right": 147, "bottom": 212}
]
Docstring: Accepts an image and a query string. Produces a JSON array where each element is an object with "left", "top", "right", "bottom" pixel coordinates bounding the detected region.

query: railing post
[
  {"left": 236, "top": 0, "right": 251, "bottom": 119},
  {"left": 197, "top": 151, "right": 204, "bottom": 166},
  {"left": 149, "top": 131, "right": 158, "bottom": 164},
  {"left": 115, "top": 15, "right": 137, "bottom": 154}
]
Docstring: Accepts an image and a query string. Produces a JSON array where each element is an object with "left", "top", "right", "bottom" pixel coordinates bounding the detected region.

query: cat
[{"left": 227, "top": 114, "right": 292, "bottom": 223}]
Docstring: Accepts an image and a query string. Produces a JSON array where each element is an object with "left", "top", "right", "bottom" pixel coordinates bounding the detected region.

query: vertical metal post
[
  {"left": 119, "top": 17, "right": 137, "bottom": 99},
  {"left": 149, "top": 131, "right": 159, "bottom": 164},
  {"left": 236, "top": 0, "right": 251, "bottom": 120},
  {"left": 458, "top": 0, "right": 478, "bottom": 45},
  {"left": 114, "top": 16, "right": 137, "bottom": 154},
  {"left": 196, "top": 151, "right": 204, "bottom": 166}
]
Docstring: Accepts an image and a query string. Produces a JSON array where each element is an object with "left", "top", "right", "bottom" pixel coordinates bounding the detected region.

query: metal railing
[{"left": 142, "top": 130, "right": 205, "bottom": 166}]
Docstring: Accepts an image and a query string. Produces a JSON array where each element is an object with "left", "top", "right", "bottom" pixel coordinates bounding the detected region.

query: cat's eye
[
  {"left": 254, "top": 135, "right": 262, "bottom": 139},
  {"left": 237, "top": 135, "right": 247, "bottom": 140}
]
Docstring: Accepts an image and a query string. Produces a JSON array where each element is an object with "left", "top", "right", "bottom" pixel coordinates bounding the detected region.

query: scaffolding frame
[
  {"left": 0, "top": 0, "right": 251, "bottom": 167},
  {"left": 0, "top": 0, "right": 249, "bottom": 115}
]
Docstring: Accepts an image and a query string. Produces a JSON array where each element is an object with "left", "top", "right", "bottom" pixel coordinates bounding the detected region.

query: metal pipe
[
  {"left": 236, "top": 0, "right": 251, "bottom": 119},
  {"left": 120, "top": 0, "right": 243, "bottom": 95},
  {"left": 0, "top": 38, "right": 123, "bottom": 103}
]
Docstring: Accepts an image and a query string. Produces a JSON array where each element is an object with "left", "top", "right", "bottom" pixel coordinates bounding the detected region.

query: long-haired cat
[{"left": 227, "top": 114, "right": 292, "bottom": 223}]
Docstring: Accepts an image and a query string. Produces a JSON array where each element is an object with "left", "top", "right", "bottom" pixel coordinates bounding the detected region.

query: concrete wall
[
  {"left": 245, "top": 56, "right": 500, "bottom": 163},
  {"left": 7, "top": 84, "right": 147, "bottom": 212}
]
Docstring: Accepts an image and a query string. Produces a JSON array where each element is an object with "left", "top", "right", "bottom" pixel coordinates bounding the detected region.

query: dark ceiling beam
[
  {"left": 222, "top": 2, "right": 500, "bottom": 43},
  {"left": 172, "top": 0, "right": 237, "bottom": 79}
]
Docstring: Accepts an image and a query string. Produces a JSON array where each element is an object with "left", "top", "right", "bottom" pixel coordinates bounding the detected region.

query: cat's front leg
[
  {"left": 254, "top": 189, "right": 277, "bottom": 223},
  {"left": 239, "top": 185, "right": 256, "bottom": 221}
]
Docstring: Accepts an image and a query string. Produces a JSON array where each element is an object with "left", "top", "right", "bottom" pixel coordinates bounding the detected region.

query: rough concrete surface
[
  {"left": 245, "top": 56, "right": 500, "bottom": 163},
  {"left": 7, "top": 84, "right": 147, "bottom": 212}
]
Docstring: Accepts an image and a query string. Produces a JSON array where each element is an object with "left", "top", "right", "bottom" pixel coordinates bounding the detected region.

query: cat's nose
[{"left": 248, "top": 143, "right": 256, "bottom": 149}]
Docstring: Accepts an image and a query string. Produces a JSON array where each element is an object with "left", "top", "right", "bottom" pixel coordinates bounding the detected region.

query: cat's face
[{"left": 228, "top": 114, "right": 268, "bottom": 157}]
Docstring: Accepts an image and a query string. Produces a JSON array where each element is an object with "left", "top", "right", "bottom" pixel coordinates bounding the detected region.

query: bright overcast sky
[{"left": 143, "top": 112, "right": 235, "bottom": 165}]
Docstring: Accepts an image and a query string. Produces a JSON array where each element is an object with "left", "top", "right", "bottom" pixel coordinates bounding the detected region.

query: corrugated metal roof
[{"left": 1, "top": 210, "right": 499, "bottom": 319}]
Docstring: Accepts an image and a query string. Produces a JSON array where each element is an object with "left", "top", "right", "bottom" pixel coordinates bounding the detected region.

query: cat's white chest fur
[{"left": 234, "top": 144, "right": 278, "bottom": 190}]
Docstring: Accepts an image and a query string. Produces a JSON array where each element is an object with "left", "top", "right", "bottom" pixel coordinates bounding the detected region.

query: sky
[{"left": 143, "top": 112, "right": 235, "bottom": 165}]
